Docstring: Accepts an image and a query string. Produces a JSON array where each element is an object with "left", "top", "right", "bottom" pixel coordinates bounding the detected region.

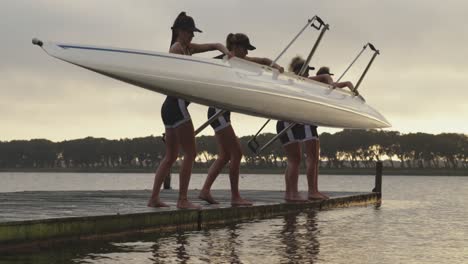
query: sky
[{"left": 1, "top": 0, "right": 467, "bottom": 141}]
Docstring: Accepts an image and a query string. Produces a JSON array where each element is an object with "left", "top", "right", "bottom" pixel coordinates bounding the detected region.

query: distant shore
[{"left": 1, "top": 167, "right": 467, "bottom": 176}]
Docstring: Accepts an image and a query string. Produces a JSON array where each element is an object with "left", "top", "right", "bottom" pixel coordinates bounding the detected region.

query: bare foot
[
  {"left": 284, "top": 192, "right": 308, "bottom": 203},
  {"left": 198, "top": 191, "right": 219, "bottom": 204},
  {"left": 147, "top": 198, "right": 170, "bottom": 208},
  {"left": 231, "top": 197, "right": 253, "bottom": 207},
  {"left": 177, "top": 199, "right": 201, "bottom": 209},
  {"left": 308, "top": 191, "right": 329, "bottom": 200}
]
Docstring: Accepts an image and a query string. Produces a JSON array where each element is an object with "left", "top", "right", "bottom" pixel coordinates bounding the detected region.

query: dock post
[
  {"left": 372, "top": 160, "right": 383, "bottom": 208},
  {"left": 373, "top": 161, "right": 382, "bottom": 193},
  {"left": 373, "top": 161, "right": 383, "bottom": 207},
  {"left": 163, "top": 170, "right": 171, "bottom": 189}
]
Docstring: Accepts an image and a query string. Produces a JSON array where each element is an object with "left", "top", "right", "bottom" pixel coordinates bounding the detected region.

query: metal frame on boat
[
  {"left": 245, "top": 20, "right": 383, "bottom": 155},
  {"left": 247, "top": 15, "right": 329, "bottom": 154},
  {"left": 248, "top": 43, "right": 382, "bottom": 155}
]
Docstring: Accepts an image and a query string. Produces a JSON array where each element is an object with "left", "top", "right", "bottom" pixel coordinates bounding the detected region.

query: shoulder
[
  {"left": 169, "top": 42, "right": 184, "bottom": 54},
  {"left": 309, "top": 74, "right": 333, "bottom": 85}
]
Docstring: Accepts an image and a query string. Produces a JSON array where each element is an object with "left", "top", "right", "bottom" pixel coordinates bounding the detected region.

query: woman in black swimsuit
[
  {"left": 148, "top": 12, "right": 232, "bottom": 209},
  {"left": 198, "top": 33, "right": 284, "bottom": 206},
  {"left": 278, "top": 56, "right": 354, "bottom": 201}
]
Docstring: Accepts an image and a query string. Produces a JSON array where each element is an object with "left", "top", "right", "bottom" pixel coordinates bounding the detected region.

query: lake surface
[{"left": 1, "top": 173, "right": 467, "bottom": 263}]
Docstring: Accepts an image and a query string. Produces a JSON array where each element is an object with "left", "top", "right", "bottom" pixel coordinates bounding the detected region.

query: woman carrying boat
[
  {"left": 148, "top": 12, "right": 232, "bottom": 209},
  {"left": 199, "top": 33, "right": 284, "bottom": 206},
  {"left": 278, "top": 57, "right": 354, "bottom": 201}
]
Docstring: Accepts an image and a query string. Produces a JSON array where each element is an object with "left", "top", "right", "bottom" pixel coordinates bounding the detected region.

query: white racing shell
[{"left": 37, "top": 41, "right": 391, "bottom": 129}]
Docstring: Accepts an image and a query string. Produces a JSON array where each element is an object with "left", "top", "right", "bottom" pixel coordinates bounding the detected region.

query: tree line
[{"left": 0, "top": 130, "right": 466, "bottom": 170}]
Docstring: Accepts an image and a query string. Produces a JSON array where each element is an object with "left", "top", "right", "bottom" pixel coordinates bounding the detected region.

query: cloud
[{"left": 1, "top": 0, "right": 467, "bottom": 141}]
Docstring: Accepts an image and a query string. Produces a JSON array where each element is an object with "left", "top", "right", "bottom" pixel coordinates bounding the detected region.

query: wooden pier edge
[{"left": 0, "top": 192, "right": 380, "bottom": 252}]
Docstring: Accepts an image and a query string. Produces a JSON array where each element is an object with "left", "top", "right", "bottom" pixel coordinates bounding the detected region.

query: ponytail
[
  {"left": 170, "top": 30, "right": 177, "bottom": 47},
  {"left": 226, "top": 33, "right": 236, "bottom": 51},
  {"left": 170, "top": 12, "right": 187, "bottom": 47}
]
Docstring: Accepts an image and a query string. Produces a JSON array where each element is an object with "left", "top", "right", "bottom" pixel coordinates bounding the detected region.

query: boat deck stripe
[{"left": 58, "top": 45, "right": 230, "bottom": 68}]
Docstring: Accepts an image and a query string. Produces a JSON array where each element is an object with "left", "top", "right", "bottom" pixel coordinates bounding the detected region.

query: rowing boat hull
[{"left": 37, "top": 41, "right": 391, "bottom": 129}]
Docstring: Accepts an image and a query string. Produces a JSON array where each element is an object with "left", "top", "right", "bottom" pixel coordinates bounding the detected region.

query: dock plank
[
  {"left": 0, "top": 189, "right": 380, "bottom": 251},
  {"left": 0, "top": 190, "right": 370, "bottom": 223}
]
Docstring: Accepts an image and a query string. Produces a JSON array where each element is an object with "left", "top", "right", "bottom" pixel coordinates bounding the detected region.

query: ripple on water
[{"left": 1, "top": 174, "right": 467, "bottom": 263}]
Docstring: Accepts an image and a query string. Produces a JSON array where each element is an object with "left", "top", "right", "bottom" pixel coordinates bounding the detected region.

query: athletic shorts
[
  {"left": 207, "top": 107, "right": 231, "bottom": 132},
  {"left": 276, "top": 121, "right": 319, "bottom": 145},
  {"left": 302, "top": 124, "right": 319, "bottom": 141},
  {"left": 276, "top": 121, "right": 305, "bottom": 146},
  {"left": 161, "top": 96, "right": 191, "bottom": 128}
]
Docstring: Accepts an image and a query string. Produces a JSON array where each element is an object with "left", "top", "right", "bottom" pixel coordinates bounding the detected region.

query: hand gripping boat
[{"left": 32, "top": 38, "right": 390, "bottom": 129}]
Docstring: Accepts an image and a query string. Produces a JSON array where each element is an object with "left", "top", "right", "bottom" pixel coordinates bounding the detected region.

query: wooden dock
[{"left": 0, "top": 189, "right": 380, "bottom": 252}]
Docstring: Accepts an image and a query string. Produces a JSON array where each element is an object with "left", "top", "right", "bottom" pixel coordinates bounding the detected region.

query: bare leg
[
  {"left": 225, "top": 128, "right": 252, "bottom": 206},
  {"left": 175, "top": 121, "right": 201, "bottom": 209},
  {"left": 305, "top": 139, "right": 328, "bottom": 200},
  {"left": 283, "top": 142, "right": 307, "bottom": 202},
  {"left": 199, "top": 132, "right": 229, "bottom": 204},
  {"left": 199, "top": 126, "right": 251, "bottom": 206},
  {"left": 148, "top": 128, "right": 178, "bottom": 207}
]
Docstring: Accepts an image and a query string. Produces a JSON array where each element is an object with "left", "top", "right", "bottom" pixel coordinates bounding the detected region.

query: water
[
  {"left": 1, "top": 173, "right": 467, "bottom": 263},
  {"left": 0, "top": 172, "right": 375, "bottom": 193}
]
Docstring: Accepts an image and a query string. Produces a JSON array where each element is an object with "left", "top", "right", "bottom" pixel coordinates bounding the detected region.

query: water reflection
[
  {"left": 2, "top": 175, "right": 467, "bottom": 263},
  {"left": 304, "top": 211, "right": 321, "bottom": 262},
  {"left": 280, "top": 211, "right": 320, "bottom": 263},
  {"left": 226, "top": 225, "right": 242, "bottom": 263},
  {"left": 175, "top": 233, "right": 190, "bottom": 263},
  {"left": 196, "top": 225, "right": 242, "bottom": 263},
  {"left": 0, "top": 212, "right": 322, "bottom": 263}
]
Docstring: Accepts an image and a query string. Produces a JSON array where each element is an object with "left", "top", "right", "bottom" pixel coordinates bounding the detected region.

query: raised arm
[
  {"left": 308, "top": 75, "right": 355, "bottom": 92},
  {"left": 245, "top": 56, "right": 284, "bottom": 73},
  {"left": 190, "top": 43, "right": 232, "bottom": 57},
  {"left": 333, "top": 81, "right": 355, "bottom": 91}
]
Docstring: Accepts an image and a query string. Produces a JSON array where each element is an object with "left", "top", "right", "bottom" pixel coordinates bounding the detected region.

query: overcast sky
[{"left": 1, "top": 0, "right": 467, "bottom": 141}]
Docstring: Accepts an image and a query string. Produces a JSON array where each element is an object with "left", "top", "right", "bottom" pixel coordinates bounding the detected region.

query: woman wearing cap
[
  {"left": 278, "top": 56, "right": 354, "bottom": 201},
  {"left": 148, "top": 12, "right": 232, "bottom": 209},
  {"left": 305, "top": 64, "right": 353, "bottom": 200},
  {"left": 198, "top": 33, "right": 284, "bottom": 206}
]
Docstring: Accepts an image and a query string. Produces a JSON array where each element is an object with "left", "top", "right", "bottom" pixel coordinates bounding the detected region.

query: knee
[
  {"left": 217, "top": 152, "right": 230, "bottom": 165},
  {"left": 164, "top": 153, "right": 179, "bottom": 165},
  {"left": 184, "top": 151, "right": 197, "bottom": 162},
  {"left": 307, "top": 150, "right": 320, "bottom": 162},
  {"left": 288, "top": 156, "right": 301, "bottom": 167},
  {"left": 230, "top": 150, "right": 243, "bottom": 163}
]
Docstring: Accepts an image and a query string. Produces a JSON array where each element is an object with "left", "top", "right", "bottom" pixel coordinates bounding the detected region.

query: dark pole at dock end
[
  {"left": 373, "top": 161, "right": 382, "bottom": 193},
  {"left": 163, "top": 170, "right": 171, "bottom": 189}
]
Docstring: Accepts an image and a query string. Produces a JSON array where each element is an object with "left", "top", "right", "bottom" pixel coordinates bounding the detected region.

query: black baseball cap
[
  {"left": 317, "top": 66, "right": 334, "bottom": 76},
  {"left": 231, "top": 33, "right": 256, "bottom": 50},
  {"left": 290, "top": 56, "right": 315, "bottom": 75},
  {"left": 171, "top": 12, "right": 202, "bottom": 33},
  {"left": 292, "top": 63, "right": 315, "bottom": 75}
]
